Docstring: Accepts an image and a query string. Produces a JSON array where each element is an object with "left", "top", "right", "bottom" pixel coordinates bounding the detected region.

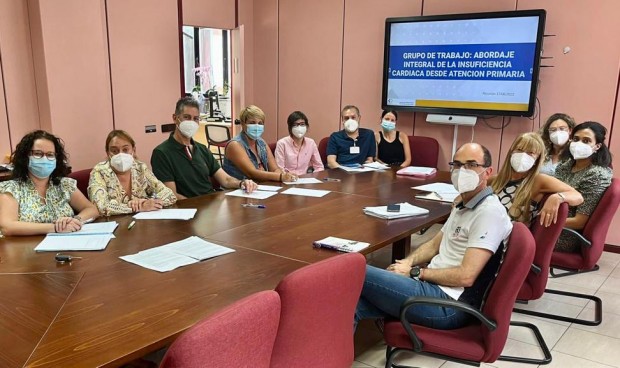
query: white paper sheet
[
  {"left": 256, "top": 185, "right": 283, "bottom": 191},
  {"left": 283, "top": 177, "right": 324, "bottom": 185},
  {"left": 363, "top": 162, "right": 390, "bottom": 170},
  {"left": 339, "top": 166, "right": 375, "bottom": 173},
  {"left": 281, "top": 188, "right": 331, "bottom": 198},
  {"left": 133, "top": 209, "right": 198, "bottom": 220},
  {"left": 363, "top": 202, "right": 429, "bottom": 219},
  {"left": 120, "top": 236, "right": 235, "bottom": 272},
  {"left": 412, "top": 183, "right": 459, "bottom": 195},
  {"left": 397, "top": 166, "right": 437, "bottom": 176},
  {"left": 313, "top": 236, "right": 370, "bottom": 253},
  {"left": 47, "top": 221, "right": 118, "bottom": 236},
  {"left": 35, "top": 234, "right": 115, "bottom": 252},
  {"left": 415, "top": 192, "right": 459, "bottom": 203},
  {"left": 224, "top": 189, "right": 279, "bottom": 200}
]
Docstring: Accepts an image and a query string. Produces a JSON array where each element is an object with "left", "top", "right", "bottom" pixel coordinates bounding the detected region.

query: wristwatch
[{"left": 410, "top": 266, "right": 422, "bottom": 280}]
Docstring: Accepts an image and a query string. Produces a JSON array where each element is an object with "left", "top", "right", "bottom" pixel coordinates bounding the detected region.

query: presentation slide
[{"left": 386, "top": 16, "right": 541, "bottom": 112}]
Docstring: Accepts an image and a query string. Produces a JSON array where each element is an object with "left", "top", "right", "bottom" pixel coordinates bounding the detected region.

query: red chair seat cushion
[
  {"left": 383, "top": 320, "right": 486, "bottom": 362},
  {"left": 551, "top": 251, "right": 583, "bottom": 270}
]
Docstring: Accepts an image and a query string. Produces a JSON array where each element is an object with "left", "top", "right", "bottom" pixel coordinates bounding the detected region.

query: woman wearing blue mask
[
  {"left": 375, "top": 110, "right": 411, "bottom": 167},
  {"left": 0, "top": 130, "right": 99, "bottom": 236},
  {"left": 223, "top": 105, "right": 296, "bottom": 182}
]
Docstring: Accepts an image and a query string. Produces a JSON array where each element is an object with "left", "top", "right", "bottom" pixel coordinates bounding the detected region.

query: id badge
[{"left": 350, "top": 146, "right": 360, "bottom": 154}]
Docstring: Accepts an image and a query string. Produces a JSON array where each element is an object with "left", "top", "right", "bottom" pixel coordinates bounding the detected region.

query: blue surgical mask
[
  {"left": 29, "top": 157, "right": 56, "bottom": 178},
  {"left": 245, "top": 124, "right": 264, "bottom": 140},
  {"left": 381, "top": 120, "right": 396, "bottom": 131}
]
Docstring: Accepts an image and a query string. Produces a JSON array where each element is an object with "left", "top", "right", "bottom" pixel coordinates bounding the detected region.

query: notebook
[{"left": 396, "top": 166, "right": 437, "bottom": 176}]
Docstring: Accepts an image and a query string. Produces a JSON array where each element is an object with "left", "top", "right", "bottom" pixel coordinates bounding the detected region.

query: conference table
[{"left": 0, "top": 168, "right": 453, "bottom": 368}]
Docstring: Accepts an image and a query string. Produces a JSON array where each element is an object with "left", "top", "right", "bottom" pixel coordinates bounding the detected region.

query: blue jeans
[{"left": 355, "top": 265, "right": 471, "bottom": 330}]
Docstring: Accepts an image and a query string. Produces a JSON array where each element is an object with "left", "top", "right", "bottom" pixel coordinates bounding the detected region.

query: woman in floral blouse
[
  {"left": 0, "top": 130, "right": 99, "bottom": 236},
  {"left": 88, "top": 130, "right": 176, "bottom": 216}
]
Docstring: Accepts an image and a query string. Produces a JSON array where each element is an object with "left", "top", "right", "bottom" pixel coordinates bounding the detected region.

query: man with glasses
[
  {"left": 355, "top": 143, "right": 513, "bottom": 330},
  {"left": 151, "top": 97, "right": 257, "bottom": 199}
]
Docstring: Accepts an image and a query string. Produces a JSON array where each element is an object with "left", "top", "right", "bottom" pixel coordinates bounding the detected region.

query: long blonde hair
[{"left": 492, "top": 132, "right": 546, "bottom": 223}]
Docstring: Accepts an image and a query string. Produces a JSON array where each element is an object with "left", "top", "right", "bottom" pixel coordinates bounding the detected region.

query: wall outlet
[
  {"left": 161, "top": 123, "right": 175, "bottom": 133},
  {"left": 145, "top": 125, "right": 156, "bottom": 133}
]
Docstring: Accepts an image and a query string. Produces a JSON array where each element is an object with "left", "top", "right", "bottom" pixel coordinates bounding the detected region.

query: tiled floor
[{"left": 354, "top": 238, "right": 620, "bottom": 368}]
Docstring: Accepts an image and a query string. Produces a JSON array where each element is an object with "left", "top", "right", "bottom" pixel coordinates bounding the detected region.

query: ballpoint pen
[
  {"left": 242, "top": 203, "right": 266, "bottom": 209},
  {"left": 128, "top": 220, "right": 136, "bottom": 230},
  {"left": 55, "top": 253, "right": 83, "bottom": 263}
]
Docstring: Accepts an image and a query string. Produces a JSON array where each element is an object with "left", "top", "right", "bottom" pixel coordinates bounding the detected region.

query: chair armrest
[
  {"left": 398, "top": 296, "right": 497, "bottom": 352},
  {"left": 561, "top": 228, "right": 592, "bottom": 248},
  {"left": 531, "top": 264, "right": 542, "bottom": 274}
]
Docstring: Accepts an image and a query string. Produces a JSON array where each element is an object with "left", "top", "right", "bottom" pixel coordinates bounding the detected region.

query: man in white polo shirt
[{"left": 355, "top": 143, "right": 513, "bottom": 329}]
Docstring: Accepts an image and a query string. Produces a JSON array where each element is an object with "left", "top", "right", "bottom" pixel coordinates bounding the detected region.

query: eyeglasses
[
  {"left": 30, "top": 150, "right": 56, "bottom": 160},
  {"left": 549, "top": 126, "right": 569, "bottom": 133},
  {"left": 448, "top": 161, "right": 488, "bottom": 171},
  {"left": 292, "top": 123, "right": 307, "bottom": 127}
]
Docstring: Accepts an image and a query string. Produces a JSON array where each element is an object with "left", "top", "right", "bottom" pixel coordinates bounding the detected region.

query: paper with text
[{"left": 133, "top": 209, "right": 197, "bottom": 220}]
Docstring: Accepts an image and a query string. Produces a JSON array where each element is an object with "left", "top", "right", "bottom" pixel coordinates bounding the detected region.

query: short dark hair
[
  {"left": 174, "top": 97, "right": 200, "bottom": 116},
  {"left": 481, "top": 144, "right": 492, "bottom": 167},
  {"left": 381, "top": 110, "right": 399, "bottom": 120},
  {"left": 562, "top": 121, "right": 612, "bottom": 167},
  {"left": 286, "top": 111, "right": 309, "bottom": 135},
  {"left": 341, "top": 105, "right": 360, "bottom": 119},
  {"left": 10, "top": 130, "right": 70, "bottom": 186}
]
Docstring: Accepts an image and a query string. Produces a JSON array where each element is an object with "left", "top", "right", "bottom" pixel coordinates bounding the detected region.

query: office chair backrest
[
  {"left": 581, "top": 178, "right": 620, "bottom": 269},
  {"left": 270, "top": 253, "right": 366, "bottom": 368},
  {"left": 481, "top": 222, "right": 535, "bottom": 361},
  {"left": 205, "top": 124, "right": 231, "bottom": 145},
  {"left": 268, "top": 142, "right": 277, "bottom": 154},
  {"left": 160, "top": 290, "right": 281, "bottom": 368},
  {"left": 318, "top": 137, "right": 329, "bottom": 165},
  {"left": 519, "top": 198, "right": 568, "bottom": 300},
  {"left": 409, "top": 136, "right": 439, "bottom": 168},
  {"left": 68, "top": 169, "right": 92, "bottom": 198}
]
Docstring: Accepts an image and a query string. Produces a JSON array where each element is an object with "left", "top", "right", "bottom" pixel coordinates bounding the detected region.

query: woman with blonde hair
[
  {"left": 491, "top": 132, "right": 583, "bottom": 226},
  {"left": 223, "top": 105, "right": 296, "bottom": 182}
]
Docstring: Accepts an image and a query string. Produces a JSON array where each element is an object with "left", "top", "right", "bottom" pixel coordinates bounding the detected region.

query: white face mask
[
  {"left": 550, "top": 130, "right": 569, "bottom": 146},
  {"left": 110, "top": 152, "right": 134, "bottom": 172},
  {"left": 291, "top": 125, "right": 307, "bottom": 139},
  {"left": 569, "top": 141, "right": 595, "bottom": 160},
  {"left": 510, "top": 152, "right": 536, "bottom": 173},
  {"left": 451, "top": 168, "right": 482, "bottom": 193},
  {"left": 178, "top": 120, "right": 199, "bottom": 138},
  {"left": 344, "top": 119, "right": 359, "bottom": 133}
]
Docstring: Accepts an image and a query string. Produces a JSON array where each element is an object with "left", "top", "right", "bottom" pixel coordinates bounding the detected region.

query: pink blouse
[{"left": 274, "top": 136, "right": 325, "bottom": 176}]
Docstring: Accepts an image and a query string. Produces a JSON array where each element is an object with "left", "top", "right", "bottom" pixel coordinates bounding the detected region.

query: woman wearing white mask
[
  {"left": 89, "top": 130, "right": 176, "bottom": 216},
  {"left": 0, "top": 130, "right": 99, "bottom": 236},
  {"left": 274, "top": 111, "right": 324, "bottom": 175},
  {"left": 491, "top": 132, "right": 582, "bottom": 226},
  {"left": 539, "top": 113, "right": 575, "bottom": 176},
  {"left": 374, "top": 110, "right": 411, "bottom": 167},
  {"left": 554, "top": 121, "right": 613, "bottom": 252},
  {"left": 223, "top": 105, "right": 296, "bottom": 182}
]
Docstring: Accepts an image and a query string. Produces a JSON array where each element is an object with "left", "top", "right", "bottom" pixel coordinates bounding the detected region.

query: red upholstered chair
[
  {"left": 318, "top": 137, "right": 329, "bottom": 165},
  {"left": 270, "top": 253, "right": 366, "bottom": 368},
  {"left": 382, "top": 223, "right": 540, "bottom": 367},
  {"left": 68, "top": 169, "right": 92, "bottom": 198},
  {"left": 514, "top": 200, "right": 601, "bottom": 326},
  {"left": 550, "top": 178, "right": 620, "bottom": 277},
  {"left": 160, "top": 290, "right": 281, "bottom": 368},
  {"left": 268, "top": 142, "right": 277, "bottom": 154},
  {"left": 408, "top": 136, "right": 439, "bottom": 168}
]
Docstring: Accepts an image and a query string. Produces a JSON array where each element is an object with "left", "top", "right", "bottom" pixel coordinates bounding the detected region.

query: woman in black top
[{"left": 375, "top": 110, "right": 411, "bottom": 167}]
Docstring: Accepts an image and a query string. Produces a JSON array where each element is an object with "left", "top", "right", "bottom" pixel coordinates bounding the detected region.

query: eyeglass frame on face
[
  {"left": 30, "top": 150, "right": 56, "bottom": 160},
  {"left": 448, "top": 161, "right": 489, "bottom": 171},
  {"left": 291, "top": 122, "right": 307, "bottom": 128},
  {"left": 548, "top": 126, "right": 570, "bottom": 133}
]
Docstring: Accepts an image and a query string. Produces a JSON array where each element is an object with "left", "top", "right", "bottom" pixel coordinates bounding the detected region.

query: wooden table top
[{"left": 0, "top": 168, "right": 453, "bottom": 367}]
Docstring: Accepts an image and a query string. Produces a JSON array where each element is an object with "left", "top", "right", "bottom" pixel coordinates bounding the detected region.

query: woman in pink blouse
[{"left": 274, "top": 111, "right": 325, "bottom": 175}]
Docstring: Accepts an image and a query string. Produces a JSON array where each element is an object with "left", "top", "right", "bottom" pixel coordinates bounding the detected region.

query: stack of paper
[
  {"left": 363, "top": 202, "right": 429, "bottom": 219},
  {"left": 35, "top": 221, "right": 118, "bottom": 252},
  {"left": 313, "top": 236, "right": 370, "bottom": 253},
  {"left": 283, "top": 177, "right": 323, "bottom": 185},
  {"left": 256, "top": 185, "right": 282, "bottom": 191},
  {"left": 281, "top": 188, "right": 330, "bottom": 198},
  {"left": 339, "top": 165, "right": 375, "bottom": 173},
  {"left": 133, "top": 209, "right": 198, "bottom": 220},
  {"left": 396, "top": 166, "right": 437, "bottom": 176},
  {"left": 363, "top": 162, "right": 390, "bottom": 170},
  {"left": 120, "top": 236, "right": 235, "bottom": 272},
  {"left": 224, "top": 189, "right": 279, "bottom": 200},
  {"left": 412, "top": 183, "right": 459, "bottom": 203}
]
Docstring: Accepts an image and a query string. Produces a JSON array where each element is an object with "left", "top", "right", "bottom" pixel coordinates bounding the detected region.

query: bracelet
[
  {"left": 73, "top": 215, "right": 82, "bottom": 222},
  {"left": 556, "top": 192, "right": 566, "bottom": 203}
]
